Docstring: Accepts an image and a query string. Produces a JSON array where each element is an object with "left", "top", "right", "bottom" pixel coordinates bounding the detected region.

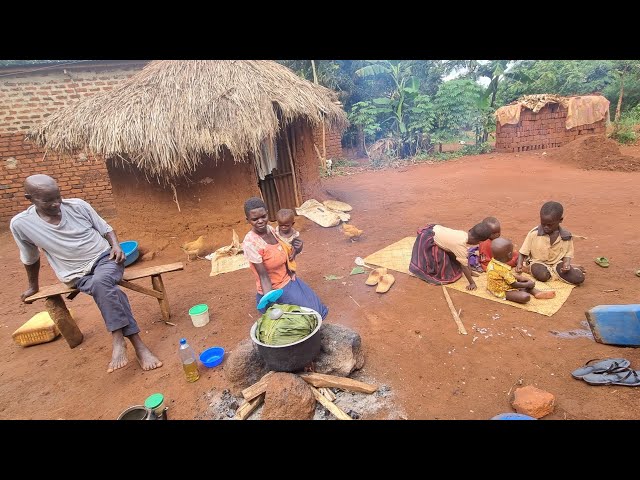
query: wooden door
[{"left": 258, "top": 125, "right": 301, "bottom": 220}]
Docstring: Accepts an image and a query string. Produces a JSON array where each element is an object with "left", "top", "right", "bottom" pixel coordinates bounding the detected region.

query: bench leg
[
  {"left": 45, "top": 294, "right": 83, "bottom": 348},
  {"left": 151, "top": 274, "right": 171, "bottom": 322}
]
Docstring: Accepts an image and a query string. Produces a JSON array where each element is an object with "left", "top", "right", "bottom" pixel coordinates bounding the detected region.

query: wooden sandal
[
  {"left": 375, "top": 273, "right": 395, "bottom": 293},
  {"left": 365, "top": 268, "right": 387, "bottom": 286}
]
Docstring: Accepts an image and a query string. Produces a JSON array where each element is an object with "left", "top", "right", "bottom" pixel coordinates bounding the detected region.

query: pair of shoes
[
  {"left": 594, "top": 257, "right": 609, "bottom": 268},
  {"left": 572, "top": 358, "right": 640, "bottom": 386},
  {"left": 571, "top": 358, "right": 630, "bottom": 379},
  {"left": 365, "top": 268, "right": 395, "bottom": 293}
]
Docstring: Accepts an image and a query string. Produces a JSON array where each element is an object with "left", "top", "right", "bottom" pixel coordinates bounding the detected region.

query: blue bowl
[
  {"left": 257, "top": 288, "right": 283, "bottom": 310},
  {"left": 200, "top": 347, "right": 225, "bottom": 368},
  {"left": 120, "top": 241, "right": 139, "bottom": 267},
  {"left": 491, "top": 413, "right": 536, "bottom": 420}
]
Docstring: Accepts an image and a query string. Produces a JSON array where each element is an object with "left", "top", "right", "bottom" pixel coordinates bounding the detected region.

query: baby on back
[{"left": 274, "top": 208, "right": 301, "bottom": 274}]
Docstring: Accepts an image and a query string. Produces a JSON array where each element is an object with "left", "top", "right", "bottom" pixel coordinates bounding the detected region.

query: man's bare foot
[
  {"left": 533, "top": 289, "right": 556, "bottom": 300},
  {"left": 107, "top": 332, "right": 128, "bottom": 373},
  {"left": 128, "top": 333, "right": 163, "bottom": 371},
  {"left": 136, "top": 351, "right": 163, "bottom": 371}
]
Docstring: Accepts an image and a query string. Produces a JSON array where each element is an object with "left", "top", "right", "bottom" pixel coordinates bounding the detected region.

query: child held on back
[
  {"left": 274, "top": 208, "right": 301, "bottom": 274},
  {"left": 486, "top": 237, "right": 556, "bottom": 304}
]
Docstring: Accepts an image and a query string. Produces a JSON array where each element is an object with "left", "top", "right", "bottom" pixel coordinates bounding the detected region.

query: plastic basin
[
  {"left": 120, "top": 241, "right": 139, "bottom": 267},
  {"left": 200, "top": 346, "right": 225, "bottom": 367}
]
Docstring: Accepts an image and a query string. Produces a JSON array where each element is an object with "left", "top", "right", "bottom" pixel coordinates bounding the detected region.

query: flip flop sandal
[
  {"left": 375, "top": 273, "right": 395, "bottom": 293},
  {"left": 583, "top": 367, "right": 640, "bottom": 386},
  {"left": 594, "top": 257, "right": 609, "bottom": 268},
  {"left": 635, "top": 269, "right": 640, "bottom": 278},
  {"left": 571, "top": 358, "right": 631, "bottom": 379},
  {"left": 365, "top": 267, "right": 387, "bottom": 286},
  {"left": 609, "top": 368, "right": 640, "bottom": 387},
  {"left": 581, "top": 368, "right": 629, "bottom": 385}
]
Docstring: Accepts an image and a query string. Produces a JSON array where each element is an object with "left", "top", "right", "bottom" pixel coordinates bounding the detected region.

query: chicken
[
  {"left": 342, "top": 223, "right": 363, "bottom": 242},
  {"left": 181, "top": 235, "right": 205, "bottom": 261}
]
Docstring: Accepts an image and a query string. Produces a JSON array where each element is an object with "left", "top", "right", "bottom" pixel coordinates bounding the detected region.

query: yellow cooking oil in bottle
[{"left": 178, "top": 338, "right": 200, "bottom": 383}]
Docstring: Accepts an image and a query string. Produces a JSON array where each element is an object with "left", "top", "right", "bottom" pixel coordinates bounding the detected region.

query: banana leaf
[{"left": 257, "top": 303, "right": 318, "bottom": 346}]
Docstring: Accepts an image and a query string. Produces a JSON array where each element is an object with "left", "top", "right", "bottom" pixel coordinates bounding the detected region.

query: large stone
[
  {"left": 261, "top": 373, "right": 315, "bottom": 420},
  {"left": 314, "top": 323, "right": 365, "bottom": 377},
  {"left": 223, "top": 338, "right": 270, "bottom": 396},
  {"left": 512, "top": 385, "right": 556, "bottom": 419}
]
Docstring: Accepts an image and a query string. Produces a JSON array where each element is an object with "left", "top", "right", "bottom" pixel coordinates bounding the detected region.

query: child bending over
[{"left": 472, "top": 216, "right": 518, "bottom": 272}]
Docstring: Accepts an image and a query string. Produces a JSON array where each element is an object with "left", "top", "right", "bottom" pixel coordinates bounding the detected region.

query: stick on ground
[
  {"left": 442, "top": 285, "right": 467, "bottom": 335},
  {"left": 299, "top": 372, "right": 377, "bottom": 394},
  {"left": 310, "top": 386, "right": 351, "bottom": 420}
]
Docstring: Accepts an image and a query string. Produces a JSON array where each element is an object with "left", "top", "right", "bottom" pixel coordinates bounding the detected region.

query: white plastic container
[{"left": 188, "top": 304, "right": 210, "bottom": 327}]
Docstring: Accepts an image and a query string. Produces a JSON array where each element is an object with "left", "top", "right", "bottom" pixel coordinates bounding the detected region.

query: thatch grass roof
[{"left": 27, "top": 60, "right": 349, "bottom": 182}]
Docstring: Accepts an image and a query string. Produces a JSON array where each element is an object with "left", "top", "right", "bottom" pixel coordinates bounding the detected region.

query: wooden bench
[{"left": 24, "top": 262, "right": 184, "bottom": 349}]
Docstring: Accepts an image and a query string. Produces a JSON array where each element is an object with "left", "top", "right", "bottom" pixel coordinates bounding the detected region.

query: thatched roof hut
[{"left": 27, "top": 60, "right": 348, "bottom": 182}]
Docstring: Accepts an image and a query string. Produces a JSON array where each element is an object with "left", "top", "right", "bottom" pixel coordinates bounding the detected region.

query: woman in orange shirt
[{"left": 242, "top": 197, "right": 328, "bottom": 318}]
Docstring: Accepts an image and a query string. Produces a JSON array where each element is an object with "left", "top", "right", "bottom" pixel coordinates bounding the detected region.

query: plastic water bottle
[{"left": 178, "top": 338, "right": 200, "bottom": 383}]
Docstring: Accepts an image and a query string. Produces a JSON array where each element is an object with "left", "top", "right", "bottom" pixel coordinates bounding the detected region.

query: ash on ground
[{"left": 202, "top": 371, "right": 407, "bottom": 420}]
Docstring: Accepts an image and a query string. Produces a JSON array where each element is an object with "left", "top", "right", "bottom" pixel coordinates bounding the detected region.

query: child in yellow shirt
[{"left": 487, "top": 237, "right": 556, "bottom": 304}]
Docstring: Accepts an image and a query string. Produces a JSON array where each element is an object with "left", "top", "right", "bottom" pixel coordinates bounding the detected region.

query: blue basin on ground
[{"left": 120, "top": 241, "right": 139, "bottom": 267}]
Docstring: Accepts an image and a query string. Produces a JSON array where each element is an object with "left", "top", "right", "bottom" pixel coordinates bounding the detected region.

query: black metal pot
[{"left": 250, "top": 309, "right": 322, "bottom": 373}]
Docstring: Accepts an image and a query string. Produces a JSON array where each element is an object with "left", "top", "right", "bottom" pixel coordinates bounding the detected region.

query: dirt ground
[{"left": 1, "top": 142, "right": 640, "bottom": 420}]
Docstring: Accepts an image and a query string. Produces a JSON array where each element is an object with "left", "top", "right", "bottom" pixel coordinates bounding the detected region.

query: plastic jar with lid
[{"left": 144, "top": 393, "right": 168, "bottom": 420}]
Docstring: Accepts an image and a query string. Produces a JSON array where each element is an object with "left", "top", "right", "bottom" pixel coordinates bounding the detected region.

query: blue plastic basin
[
  {"left": 491, "top": 413, "right": 536, "bottom": 420},
  {"left": 120, "top": 241, "right": 139, "bottom": 267},
  {"left": 200, "top": 347, "right": 225, "bottom": 368}
]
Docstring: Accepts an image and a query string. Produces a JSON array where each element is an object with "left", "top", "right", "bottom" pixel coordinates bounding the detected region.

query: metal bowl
[{"left": 250, "top": 307, "right": 322, "bottom": 373}]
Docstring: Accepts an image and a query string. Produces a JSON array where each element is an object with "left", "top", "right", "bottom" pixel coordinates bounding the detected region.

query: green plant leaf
[
  {"left": 324, "top": 274, "right": 344, "bottom": 281},
  {"left": 350, "top": 266, "right": 366, "bottom": 275}
]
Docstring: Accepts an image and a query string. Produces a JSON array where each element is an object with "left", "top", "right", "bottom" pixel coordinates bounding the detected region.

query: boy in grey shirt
[{"left": 10, "top": 174, "right": 162, "bottom": 374}]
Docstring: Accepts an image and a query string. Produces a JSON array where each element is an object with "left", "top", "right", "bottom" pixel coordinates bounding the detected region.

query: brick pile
[{"left": 495, "top": 104, "right": 607, "bottom": 153}]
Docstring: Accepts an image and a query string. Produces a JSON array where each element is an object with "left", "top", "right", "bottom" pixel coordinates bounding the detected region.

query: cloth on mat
[
  {"left": 445, "top": 273, "right": 574, "bottom": 317},
  {"left": 209, "top": 230, "right": 249, "bottom": 277},
  {"left": 296, "top": 199, "right": 350, "bottom": 227},
  {"left": 363, "top": 236, "right": 574, "bottom": 316}
]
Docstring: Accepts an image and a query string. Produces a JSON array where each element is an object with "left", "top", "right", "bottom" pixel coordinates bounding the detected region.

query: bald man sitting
[{"left": 10, "top": 174, "right": 162, "bottom": 374}]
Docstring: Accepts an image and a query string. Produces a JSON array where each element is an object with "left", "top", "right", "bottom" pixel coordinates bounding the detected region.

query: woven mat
[
  {"left": 364, "top": 236, "right": 416, "bottom": 276},
  {"left": 364, "top": 236, "right": 574, "bottom": 317}
]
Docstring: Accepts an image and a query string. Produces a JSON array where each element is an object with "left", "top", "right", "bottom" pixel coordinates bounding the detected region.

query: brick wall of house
[
  {"left": 312, "top": 123, "right": 344, "bottom": 160},
  {"left": 0, "top": 62, "right": 146, "bottom": 227},
  {"left": 495, "top": 103, "right": 607, "bottom": 153}
]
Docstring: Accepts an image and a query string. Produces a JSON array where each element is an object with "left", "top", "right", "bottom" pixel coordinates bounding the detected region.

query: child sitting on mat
[{"left": 487, "top": 237, "right": 556, "bottom": 304}]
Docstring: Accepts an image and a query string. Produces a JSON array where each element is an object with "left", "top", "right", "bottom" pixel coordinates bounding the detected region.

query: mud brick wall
[
  {"left": 0, "top": 135, "right": 116, "bottom": 225},
  {"left": 312, "top": 123, "right": 344, "bottom": 159},
  {"left": 0, "top": 63, "right": 145, "bottom": 228},
  {"left": 495, "top": 104, "right": 607, "bottom": 153}
]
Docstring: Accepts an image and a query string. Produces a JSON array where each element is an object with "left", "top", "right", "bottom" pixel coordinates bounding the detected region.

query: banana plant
[{"left": 353, "top": 61, "right": 431, "bottom": 157}]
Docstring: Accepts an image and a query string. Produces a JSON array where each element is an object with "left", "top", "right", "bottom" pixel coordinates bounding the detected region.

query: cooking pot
[{"left": 250, "top": 307, "right": 322, "bottom": 372}]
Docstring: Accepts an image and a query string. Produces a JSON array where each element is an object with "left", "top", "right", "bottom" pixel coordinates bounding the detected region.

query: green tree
[{"left": 432, "top": 78, "right": 485, "bottom": 150}]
